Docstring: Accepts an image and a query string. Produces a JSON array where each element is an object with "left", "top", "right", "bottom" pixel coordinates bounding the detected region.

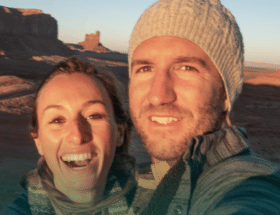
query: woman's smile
[{"left": 61, "top": 151, "right": 97, "bottom": 169}]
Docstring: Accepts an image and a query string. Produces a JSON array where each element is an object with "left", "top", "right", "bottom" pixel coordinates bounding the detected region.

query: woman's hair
[{"left": 30, "top": 56, "right": 135, "bottom": 179}]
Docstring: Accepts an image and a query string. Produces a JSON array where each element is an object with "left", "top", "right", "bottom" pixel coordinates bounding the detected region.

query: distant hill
[
  {"left": 245, "top": 70, "right": 280, "bottom": 86},
  {"left": 245, "top": 61, "right": 280, "bottom": 70}
]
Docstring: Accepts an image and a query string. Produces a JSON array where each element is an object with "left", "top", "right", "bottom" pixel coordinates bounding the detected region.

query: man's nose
[
  {"left": 66, "top": 116, "right": 92, "bottom": 144},
  {"left": 147, "top": 71, "right": 176, "bottom": 106}
]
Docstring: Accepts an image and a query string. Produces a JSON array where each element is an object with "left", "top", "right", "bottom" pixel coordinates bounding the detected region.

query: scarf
[{"left": 22, "top": 157, "right": 136, "bottom": 215}]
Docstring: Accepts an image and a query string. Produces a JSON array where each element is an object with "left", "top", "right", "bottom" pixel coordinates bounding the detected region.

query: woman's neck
[
  {"left": 62, "top": 189, "right": 103, "bottom": 204},
  {"left": 54, "top": 179, "right": 106, "bottom": 204}
]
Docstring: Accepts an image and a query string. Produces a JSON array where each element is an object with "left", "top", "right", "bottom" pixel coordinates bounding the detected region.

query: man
[{"left": 127, "top": 0, "right": 280, "bottom": 214}]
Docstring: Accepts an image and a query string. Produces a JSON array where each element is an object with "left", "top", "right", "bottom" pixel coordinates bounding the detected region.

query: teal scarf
[{"left": 22, "top": 157, "right": 135, "bottom": 215}]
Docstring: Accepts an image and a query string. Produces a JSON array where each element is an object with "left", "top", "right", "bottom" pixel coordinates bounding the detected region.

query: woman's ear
[
  {"left": 32, "top": 133, "right": 44, "bottom": 156},
  {"left": 116, "top": 123, "right": 126, "bottom": 147}
]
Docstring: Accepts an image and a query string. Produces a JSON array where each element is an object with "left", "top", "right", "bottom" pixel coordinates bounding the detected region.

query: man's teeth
[
  {"left": 61, "top": 153, "right": 92, "bottom": 162},
  {"left": 151, "top": 116, "right": 181, "bottom": 124}
]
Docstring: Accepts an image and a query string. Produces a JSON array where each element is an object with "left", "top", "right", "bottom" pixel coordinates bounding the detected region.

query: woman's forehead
[{"left": 36, "top": 73, "right": 112, "bottom": 112}]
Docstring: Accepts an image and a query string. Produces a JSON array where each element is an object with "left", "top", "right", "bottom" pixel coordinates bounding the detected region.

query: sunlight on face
[
  {"left": 129, "top": 37, "right": 227, "bottom": 163},
  {"left": 34, "top": 73, "right": 122, "bottom": 195}
]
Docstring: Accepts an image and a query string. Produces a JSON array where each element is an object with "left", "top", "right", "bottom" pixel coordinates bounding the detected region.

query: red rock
[
  {"left": 245, "top": 70, "right": 280, "bottom": 87},
  {"left": 0, "top": 6, "right": 74, "bottom": 57},
  {"left": 78, "top": 31, "right": 110, "bottom": 53}
]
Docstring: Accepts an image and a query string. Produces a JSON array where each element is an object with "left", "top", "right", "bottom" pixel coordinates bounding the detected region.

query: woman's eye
[
  {"left": 87, "top": 114, "right": 104, "bottom": 120},
  {"left": 49, "top": 118, "right": 65, "bottom": 124}
]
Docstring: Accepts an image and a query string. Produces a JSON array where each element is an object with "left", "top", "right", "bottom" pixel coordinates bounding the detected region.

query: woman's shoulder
[{"left": 0, "top": 191, "right": 31, "bottom": 215}]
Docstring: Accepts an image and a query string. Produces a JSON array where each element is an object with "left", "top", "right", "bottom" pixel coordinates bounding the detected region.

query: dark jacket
[{"left": 128, "top": 127, "right": 280, "bottom": 214}]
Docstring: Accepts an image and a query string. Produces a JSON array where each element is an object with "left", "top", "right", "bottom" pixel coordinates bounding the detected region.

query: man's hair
[
  {"left": 129, "top": 0, "right": 244, "bottom": 112},
  {"left": 30, "top": 57, "right": 135, "bottom": 179}
]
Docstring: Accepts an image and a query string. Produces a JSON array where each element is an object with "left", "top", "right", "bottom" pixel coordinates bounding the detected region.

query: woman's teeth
[
  {"left": 61, "top": 153, "right": 92, "bottom": 162},
  {"left": 61, "top": 153, "right": 94, "bottom": 168}
]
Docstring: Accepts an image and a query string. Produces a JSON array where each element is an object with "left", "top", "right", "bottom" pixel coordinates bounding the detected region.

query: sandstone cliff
[
  {"left": 77, "top": 31, "right": 110, "bottom": 53},
  {"left": 0, "top": 6, "right": 57, "bottom": 38},
  {"left": 245, "top": 70, "right": 280, "bottom": 87},
  {"left": 0, "top": 6, "right": 74, "bottom": 57}
]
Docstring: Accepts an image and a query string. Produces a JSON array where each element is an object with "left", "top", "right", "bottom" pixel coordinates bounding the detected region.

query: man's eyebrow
[
  {"left": 131, "top": 60, "right": 152, "bottom": 68},
  {"left": 131, "top": 57, "right": 209, "bottom": 69},
  {"left": 174, "top": 57, "right": 209, "bottom": 69}
]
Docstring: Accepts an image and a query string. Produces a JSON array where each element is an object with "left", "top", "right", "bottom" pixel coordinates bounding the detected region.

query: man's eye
[
  {"left": 137, "top": 66, "right": 153, "bottom": 73},
  {"left": 180, "top": 66, "right": 198, "bottom": 72},
  {"left": 49, "top": 118, "right": 65, "bottom": 124}
]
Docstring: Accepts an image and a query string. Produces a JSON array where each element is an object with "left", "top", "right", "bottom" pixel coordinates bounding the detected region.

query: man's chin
[{"left": 143, "top": 138, "right": 188, "bottom": 162}]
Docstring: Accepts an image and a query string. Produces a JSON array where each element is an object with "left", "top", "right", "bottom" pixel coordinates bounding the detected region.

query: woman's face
[{"left": 34, "top": 73, "right": 123, "bottom": 193}]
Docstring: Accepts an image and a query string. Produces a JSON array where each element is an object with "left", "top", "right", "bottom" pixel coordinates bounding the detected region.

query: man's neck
[
  {"left": 152, "top": 158, "right": 179, "bottom": 168},
  {"left": 150, "top": 159, "right": 179, "bottom": 183}
]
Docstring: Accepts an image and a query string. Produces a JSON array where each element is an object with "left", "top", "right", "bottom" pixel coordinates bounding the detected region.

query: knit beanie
[{"left": 128, "top": 0, "right": 244, "bottom": 112}]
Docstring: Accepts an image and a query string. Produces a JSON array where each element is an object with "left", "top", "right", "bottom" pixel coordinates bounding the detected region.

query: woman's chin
[{"left": 54, "top": 155, "right": 102, "bottom": 192}]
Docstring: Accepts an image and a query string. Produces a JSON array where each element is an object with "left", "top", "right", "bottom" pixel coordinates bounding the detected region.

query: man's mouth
[
  {"left": 151, "top": 116, "right": 182, "bottom": 125},
  {"left": 61, "top": 153, "right": 96, "bottom": 169}
]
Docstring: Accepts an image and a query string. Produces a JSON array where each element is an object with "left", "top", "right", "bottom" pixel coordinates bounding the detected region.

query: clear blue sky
[{"left": 1, "top": 0, "right": 280, "bottom": 65}]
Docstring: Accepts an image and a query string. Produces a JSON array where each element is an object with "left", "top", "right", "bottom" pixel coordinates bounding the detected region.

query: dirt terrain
[{"left": 0, "top": 50, "right": 279, "bottom": 210}]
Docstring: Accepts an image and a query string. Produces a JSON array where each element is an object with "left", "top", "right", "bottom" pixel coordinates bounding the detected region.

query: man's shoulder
[
  {"left": 214, "top": 153, "right": 279, "bottom": 173},
  {"left": 199, "top": 158, "right": 280, "bottom": 215},
  {"left": 199, "top": 153, "right": 280, "bottom": 187},
  {"left": 189, "top": 154, "right": 280, "bottom": 214}
]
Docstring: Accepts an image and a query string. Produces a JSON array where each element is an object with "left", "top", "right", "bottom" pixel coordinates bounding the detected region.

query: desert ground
[{"left": 0, "top": 49, "right": 280, "bottom": 210}]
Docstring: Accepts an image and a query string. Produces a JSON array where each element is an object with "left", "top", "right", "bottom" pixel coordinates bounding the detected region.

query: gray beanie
[{"left": 128, "top": 0, "right": 244, "bottom": 112}]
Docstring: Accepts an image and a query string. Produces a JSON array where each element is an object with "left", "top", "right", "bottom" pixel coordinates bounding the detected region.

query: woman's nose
[{"left": 67, "top": 116, "right": 92, "bottom": 144}]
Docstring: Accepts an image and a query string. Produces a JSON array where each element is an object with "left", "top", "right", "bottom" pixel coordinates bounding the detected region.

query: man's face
[{"left": 129, "top": 36, "right": 228, "bottom": 163}]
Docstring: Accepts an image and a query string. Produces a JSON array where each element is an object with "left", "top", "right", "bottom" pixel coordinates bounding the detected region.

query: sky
[{"left": 1, "top": 0, "right": 280, "bottom": 65}]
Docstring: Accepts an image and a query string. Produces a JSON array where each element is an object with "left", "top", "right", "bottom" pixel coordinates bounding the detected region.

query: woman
[{"left": 1, "top": 57, "right": 135, "bottom": 214}]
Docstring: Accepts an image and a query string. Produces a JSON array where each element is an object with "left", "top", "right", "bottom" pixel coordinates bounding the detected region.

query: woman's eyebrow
[
  {"left": 42, "top": 100, "right": 106, "bottom": 114},
  {"left": 43, "top": 105, "right": 63, "bottom": 113},
  {"left": 82, "top": 100, "right": 106, "bottom": 108}
]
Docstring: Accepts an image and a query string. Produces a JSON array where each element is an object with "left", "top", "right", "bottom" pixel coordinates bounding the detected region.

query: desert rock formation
[
  {"left": 0, "top": 6, "right": 57, "bottom": 38},
  {"left": 0, "top": 5, "right": 280, "bottom": 212},
  {"left": 78, "top": 31, "right": 100, "bottom": 50},
  {"left": 0, "top": 6, "right": 74, "bottom": 58},
  {"left": 245, "top": 70, "right": 280, "bottom": 87},
  {"left": 76, "top": 31, "right": 110, "bottom": 53}
]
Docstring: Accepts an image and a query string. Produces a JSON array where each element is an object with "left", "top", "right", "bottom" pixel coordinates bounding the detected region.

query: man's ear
[
  {"left": 222, "top": 96, "right": 232, "bottom": 127},
  {"left": 116, "top": 123, "right": 126, "bottom": 147},
  {"left": 32, "top": 135, "right": 44, "bottom": 156},
  {"left": 223, "top": 96, "right": 230, "bottom": 112}
]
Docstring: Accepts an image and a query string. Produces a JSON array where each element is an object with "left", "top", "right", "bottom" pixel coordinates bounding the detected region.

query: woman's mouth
[{"left": 61, "top": 152, "right": 96, "bottom": 169}]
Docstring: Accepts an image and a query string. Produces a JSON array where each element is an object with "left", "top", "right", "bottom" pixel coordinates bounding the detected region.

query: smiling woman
[{"left": 1, "top": 57, "right": 136, "bottom": 215}]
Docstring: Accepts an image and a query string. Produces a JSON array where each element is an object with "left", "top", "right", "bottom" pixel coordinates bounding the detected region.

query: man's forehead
[{"left": 131, "top": 37, "right": 214, "bottom": 67}]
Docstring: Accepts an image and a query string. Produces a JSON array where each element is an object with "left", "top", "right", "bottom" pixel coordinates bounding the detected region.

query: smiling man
[{"left": 127, "top": 0, "right": 280, "bottom": 214}]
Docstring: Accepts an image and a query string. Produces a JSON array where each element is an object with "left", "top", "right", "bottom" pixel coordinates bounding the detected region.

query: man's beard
[{"left": 130, "top": 98, "right": 225, "bottom": 162}]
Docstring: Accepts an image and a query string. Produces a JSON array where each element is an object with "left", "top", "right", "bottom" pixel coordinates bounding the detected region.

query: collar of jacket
[{"left": 183, "top": 126, "right": 251, "bottom": 170}]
